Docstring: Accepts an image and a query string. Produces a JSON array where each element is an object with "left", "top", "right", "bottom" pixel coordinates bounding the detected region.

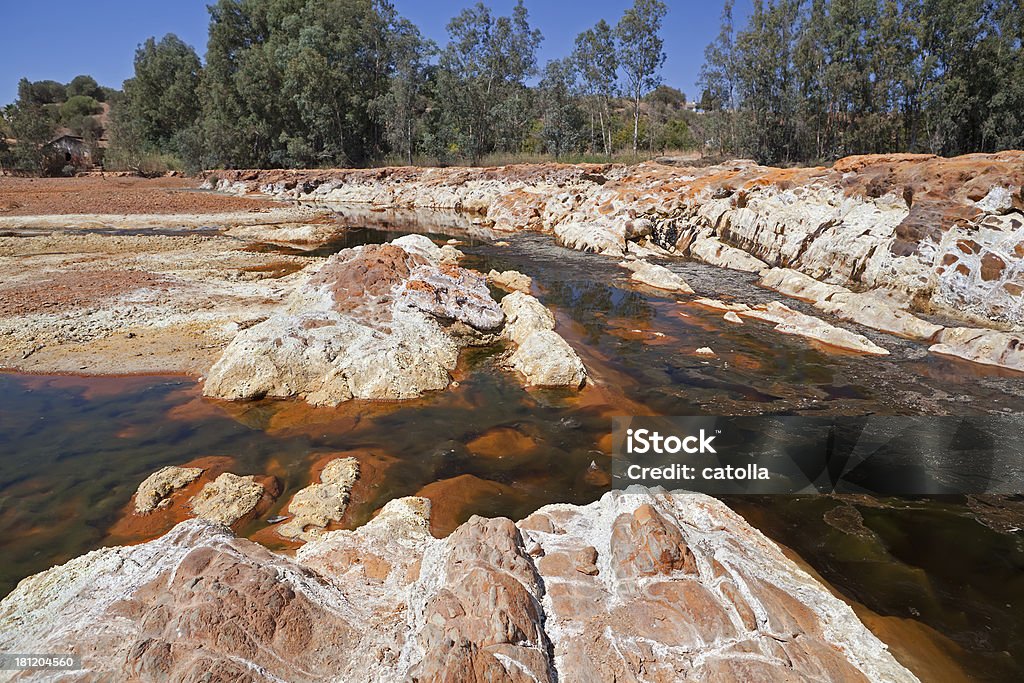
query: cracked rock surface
[{"left": 0, "top": 489, "right": 916, "bottom": 682}]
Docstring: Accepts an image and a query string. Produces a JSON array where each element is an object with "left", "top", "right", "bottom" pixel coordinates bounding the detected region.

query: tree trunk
[
  {"left": 632, "top": 91, "right": 641, "bottom": 155},
  {"left": 598, "top": 104, "right": 608, "bottom": 156}
]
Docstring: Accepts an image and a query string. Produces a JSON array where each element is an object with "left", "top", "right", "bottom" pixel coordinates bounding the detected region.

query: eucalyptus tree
[
  {"left": 437, "top": 0, "right": 542, "bottom": 163},
  {"left": 538, "top": 58, "right": 584, "bottom": 159},
  {"left": 615, "top": 0, "right": 667, "bottom": 154},
  {"left": 571, "top": 19, "right": 618, "bottom": 154},
  {"left": 697, "top": 0, "right": 739, "bottom": 155},
  {"left": 115, "top": 34, "right": 202, "bottom": 155},
  {"left": 371, "top": 18, "right": 435, "bottom": 165}
]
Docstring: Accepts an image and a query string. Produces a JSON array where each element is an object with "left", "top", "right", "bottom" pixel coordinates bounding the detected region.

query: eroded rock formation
[
  {"left": 205, "top": 153, "right": 1024, "bottom": 370},
  {"left": 203, "top": 235, "right": 586, "bottom": 404},
  {"left": 0, "top": 489, "right": 916, "bottom": 682}
]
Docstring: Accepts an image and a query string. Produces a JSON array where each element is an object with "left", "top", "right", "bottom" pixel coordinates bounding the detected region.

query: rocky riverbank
[
  {"left": 0, "top": 488, "right": 916, "bottom": 682},
  {"left": 206, "top": 153, "right": 1024, "bottom": 372}
]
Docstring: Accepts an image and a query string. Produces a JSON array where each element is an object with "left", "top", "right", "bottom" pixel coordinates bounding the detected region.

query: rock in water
[
  {"left": 744, "top": 301, "right": 891, "bottom": 355},
  {"left": 278, "top": 457, "right": 360, "bottom": 541},
  {"left": 723, "top": 311, "right": 744, "bottom": 324},
  {"left": 487, "top": 269, "right": 532, "bottom": 293},
  {"left": 760, "top": 268, "right": 943, "bottom": 341},
  {"left": 203, "top": 239, "right": 499, "bottom": 406},
  {"left": 189, "top": 473, "right": 266, "bottom": 526},
  {"left": 0, "top": 490, "right": 918, "bottom": 682},
  {"left": 134, "top": 466, "right": 203, "bottom": 513},
  {"left": 497, "top": 291, "right": 587, "bottom": 389},
  {"left": 621, "top": 259, "right": 695, "bottom": 294},
  {"left": 500, "top": 291, "right": 556, "bottom": 344},
  {"left": 510, "top": 330, "right": 587, "bottom": 389}
]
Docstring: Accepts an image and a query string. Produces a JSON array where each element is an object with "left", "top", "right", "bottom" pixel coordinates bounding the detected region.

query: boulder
[
  {"left": 277, "top": 457, "right": 360, "bottom": 541},
  {"left": 487, "top": 269, "right": 532, "bottom": 293},
  {"left": 510, "top": 330, "right": 587, "bottom": 389},
  {"left": 189, "top": 473, "right": 268, "bottom": 526},
  {"left": 134, "top": 466, "right": 203, "bottom": 514},
  {"left": 203, "top": 239, "right": 500, "bottom": 406},
  {"left": 500, "top": 291, "right": 556, "bottom": 344}
]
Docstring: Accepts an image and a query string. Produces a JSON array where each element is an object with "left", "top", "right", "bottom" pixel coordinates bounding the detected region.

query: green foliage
[
  {"left": 67, "top": 75, "right": 103, "bottom": 101},
  {"left": 538, "top": 58, "right": 585, "bottom": 158},
  {"left": 17, "top": 79, "right": 66, "bottom": 106},
  {"left": 616, "top": 0, "right": 668, "bottom": 153},
  {"left": 61, "top": 95, "right": 102, "bottom": 122},
  {"left": 699, "top": 0, "right": 1024, "bottom": 163},
  {"left": 572, "top": 19, "right": 618, "bottom": 154},
  {"left": 111, "top": 33, "right": 202, "bottom": 167},
  {"left": 4, "top": 103, "right": 56, "bottom": 173},
  {"left": 433, "top": 0, "right": 543, "bottom": 163}
]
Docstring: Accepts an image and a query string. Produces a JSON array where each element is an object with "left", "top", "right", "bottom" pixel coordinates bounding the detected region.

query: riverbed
[{"left": 2, "top": 208, "right": 1023, "bottom": 681}]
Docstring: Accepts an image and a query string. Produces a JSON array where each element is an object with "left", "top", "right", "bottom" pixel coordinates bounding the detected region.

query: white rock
[
  {"left": 510, "top": 330, "right": 587, "bottom": 388},
  {"left": 929, "top": 327, "right": 1024, "bottom": 371},
  {"left": 689, "top": 235, "right": 768, "bottom": 273},
  {"left": 723, "top": 311, "right": 744, "bottom": 324},
  {"left": 622, "top": 260, "right": 694, "bottom": 294},
  {"left": 500, "top": 291, "right": 556, "bottom": 345},
  {"left": 743, "top": 302, "right": 890, "bottom": 355},
  {"left": 488, "top": 269, "right": 532, "bottom": 293},
  {"left": 190, "top": 473, "right": 265, "bottom": 526},
  {"left": 975, "top": 186, "right": 1015, "bottom": 214},
  {"left": 134, "top": 466, "right": 203, "bottom": 514}
]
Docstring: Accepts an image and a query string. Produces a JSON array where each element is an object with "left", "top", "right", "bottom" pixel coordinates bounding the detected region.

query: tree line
[
  {"left": 698, "top": 0, "right": 1024, "bottom": 164},
  {"left": 3, "top": 0, "right": 1023, "bottom": 174},
  {"left": 3, "top": 0, "right": 686, "bottom": 174}
]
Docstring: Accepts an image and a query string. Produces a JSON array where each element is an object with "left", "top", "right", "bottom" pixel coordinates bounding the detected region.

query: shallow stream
[{"left": 2, "top": 209, "right": 1023, "bottom": 680}]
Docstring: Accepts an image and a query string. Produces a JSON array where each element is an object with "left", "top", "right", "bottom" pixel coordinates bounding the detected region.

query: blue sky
[{"left": 0, "top": 0, "right": 750, "bottom": 106}]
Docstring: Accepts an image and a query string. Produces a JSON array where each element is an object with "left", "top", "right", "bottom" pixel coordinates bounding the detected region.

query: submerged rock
[
  {"left": 0, "top": 489, "right": 918, "bottom": 682},
  {"left": 621, "top": 259, "right": 695, "bottom": 294},
  {"left": 278, "top": 457, "right": 360, "bottom": 541},
  {"left": 189, "top": 472, "right": 269, "bottom": 526},
  {"left": 134, "top": 466, "right": 203, "bottom": 514}
]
